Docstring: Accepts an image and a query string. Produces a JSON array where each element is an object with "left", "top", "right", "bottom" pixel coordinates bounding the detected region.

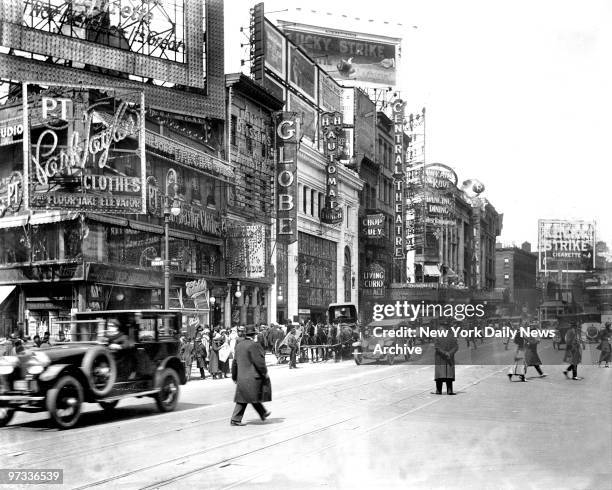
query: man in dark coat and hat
[
  {"left": 563, "top": 323, "right": 583, "bottom": 380},
  {"left": 432, "top": 322, "right": 459, "bottom": 395},
  {"left": 230, "top": 325, "right": 271, "bottom": 426}
]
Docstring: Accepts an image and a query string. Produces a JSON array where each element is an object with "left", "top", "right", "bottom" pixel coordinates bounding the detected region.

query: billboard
[
  {"left": 264, "top": 20, "right": 285, "bottom": 77},
  {"left": 538, "top": 220, "right": 595, "bottom": 273},
  {"left": 22, "top": 0, "right": 186, "bottom": 62},
  {"left": 354, "top": 89, "right": 376, "bottom": 162},
  {"left": 288, "top": 93, "right": 317, "bottom": 142},
  {"left": 289, "top": 46, "right": 317, "bottom": 101},
  {"left": 279, "top": 22, "right": 400, "bottom": 87},
  {"left": 23, "top": 83, "right": 146, "bottom": 214}
]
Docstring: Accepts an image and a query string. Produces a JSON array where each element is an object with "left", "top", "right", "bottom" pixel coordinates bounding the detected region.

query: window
[
  {"left": 302, "top": 185, "right": 308, "bottom": 214},
  {"left": 346, "top": 205, "right": 350, "bottom": 228},
  {"left": 504, "top": 257, "right": 509, "bottom": 267},
  {"left": 230, "top": 115, "right": 237, "bottom": 146},
  {"left": 311, "top": 189, "right": 316, "bottom": 216}
]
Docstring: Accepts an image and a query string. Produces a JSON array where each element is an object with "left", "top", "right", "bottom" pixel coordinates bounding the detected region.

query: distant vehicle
[
  {"left": 327, "top": 302, "right": 358, "bottom": 329},
  {"left": 0, "top": 310, "right": 186, "bottom": 429},
  {"left": 352, "top": 319, "right": 413, "bottom": 365}
]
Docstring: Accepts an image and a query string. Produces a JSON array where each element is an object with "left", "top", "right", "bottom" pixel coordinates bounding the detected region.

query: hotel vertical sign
[
  {"left": 393, "top": 99, "right": 405, "bottom": 259},
  {"left": 274, "top": 112, "right": 300, "bottom": 244},
  {"left": 320, "top": 111, "right": 344, "bottom": 224}
]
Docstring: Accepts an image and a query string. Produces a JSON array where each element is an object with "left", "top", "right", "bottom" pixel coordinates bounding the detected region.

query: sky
[{"left": 224, "top": 0, "right": 612, "bottom": 249}]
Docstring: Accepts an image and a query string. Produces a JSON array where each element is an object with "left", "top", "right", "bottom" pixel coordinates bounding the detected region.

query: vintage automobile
[
  {"left": 0, "top": 310, "right": 186, "bottom": 429},
  {"left": 352, "top": 319, "right": 413, "bottom": 365}
]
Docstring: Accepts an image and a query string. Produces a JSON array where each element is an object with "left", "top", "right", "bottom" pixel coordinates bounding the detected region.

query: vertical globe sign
[{"left": 320, "top": 111, "right": 344, "bottom": 224}]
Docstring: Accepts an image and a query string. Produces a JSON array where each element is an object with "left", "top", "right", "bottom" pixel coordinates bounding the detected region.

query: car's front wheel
[
  {"left": 0, "top": 407, "right": 15, "bottom": 427},
  {"left": 46, "top": 375, "right": 84, "bottom": 429},
  {"left": 155, "top": 369, "right": 180, "bottom": 413}
]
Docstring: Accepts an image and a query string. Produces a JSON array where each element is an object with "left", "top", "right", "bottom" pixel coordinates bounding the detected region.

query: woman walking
[
  {"left": 596, "top": 322, "right": 611, "bottom": 368},
  {"left": 524, "top": 337, "right": 547, "bottom": 377}
]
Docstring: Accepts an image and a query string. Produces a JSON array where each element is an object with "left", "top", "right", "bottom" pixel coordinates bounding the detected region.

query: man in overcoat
[
  {"left": 563, "top": 323, "right": 583, "bottom": 380},
  {"left": 230, "top": 325, "right": 271, "bottom": 426},
  {"left": 432, "top": 322, "right": 459, "bottom": 395}
]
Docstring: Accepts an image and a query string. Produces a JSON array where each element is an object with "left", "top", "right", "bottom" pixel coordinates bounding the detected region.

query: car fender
[
  {"left": 38, "top": 364, "right": 91, "bottom": 398},
  {"left": 156, "top": 356, "right": 186, "bottom": 385}
]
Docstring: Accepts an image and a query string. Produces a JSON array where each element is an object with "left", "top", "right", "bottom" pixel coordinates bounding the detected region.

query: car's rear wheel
[
  {"left": 82, "top": 347, "right": 117, "bottom": 397},
  {"left": 155, "top": 369, "right": 180, "bottom": 413},
  {"left": 0, "top": 407, "right": 15, "bottom": 427},
  {"left": 46, "top": 375, "right": 83, "bottom": 429},
  {"left": 99, "top": 400, "right": 119, "bottom": 411}
]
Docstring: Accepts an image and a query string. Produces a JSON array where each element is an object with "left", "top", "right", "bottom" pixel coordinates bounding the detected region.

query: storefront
[{"left": 297, "top": 231, "right": 337, "bottom": 323}]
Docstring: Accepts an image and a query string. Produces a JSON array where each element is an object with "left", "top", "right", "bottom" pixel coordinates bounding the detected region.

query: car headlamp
[
  {"left": 0, "top": 356, "right": 18, "bottom": 375},
  {"left": 32, "top": 351, "right": 51, "bottom": 367}
]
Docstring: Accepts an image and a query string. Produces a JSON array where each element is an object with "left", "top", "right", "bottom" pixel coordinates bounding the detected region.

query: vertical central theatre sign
[
  {"left": 274, "top": 112, "right": 300, "bottom": 243},
  {"left": 393, "top": 99, "right": 405, "bottom": 260},
  {"left": 320, "top": 111, "right": 344, "bottom": 224}
]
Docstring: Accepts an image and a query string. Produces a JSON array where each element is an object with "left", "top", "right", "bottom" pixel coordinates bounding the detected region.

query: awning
[
  {"left": 445, "top": 267, "right": 458, "bottom": 278},
  {"left": 0, "top": 211, "right": 79, "bottom": 229},
  {"left": 424, "top": 265, "right": 441, "bottom": 276},
  {"left": 86, "top": 214, "right": 129, "bottom": 227},
  {"left": 0, "top": 285, "right": 16, "bottom": 308}
]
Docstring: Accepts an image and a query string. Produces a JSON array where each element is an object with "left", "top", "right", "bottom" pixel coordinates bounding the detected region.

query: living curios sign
[
  {"left": 538, "top": 220, "right": 595, "bottom": 273},
  {"left": 275, "top": 112, "right": 300, "bottom": 244},
  {"left": 23, "top": 83, "right": 146, "bottom": 214},
  {"left": 392, "top": 99, "right": 405, "bottom": 259},
  {"left": 320, "top": 112, "right": 344, "bottom": 225}
]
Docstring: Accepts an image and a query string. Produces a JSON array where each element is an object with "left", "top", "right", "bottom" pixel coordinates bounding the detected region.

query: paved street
[{"left": 1, "top": 339, "right": 610, "bottom": 489}]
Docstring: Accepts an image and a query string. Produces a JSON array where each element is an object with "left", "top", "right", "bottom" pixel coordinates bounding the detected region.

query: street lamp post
[{"left": 163, "top": 169, "right": 181, "bottom": 310}]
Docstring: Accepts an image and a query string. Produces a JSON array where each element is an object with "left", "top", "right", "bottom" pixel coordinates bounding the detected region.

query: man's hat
[
  {"left": 244, "top": 325, "right": 257, "bottom": 336},
  {"left": 238, "top": 326, "right": 246, "bottom": 332}
]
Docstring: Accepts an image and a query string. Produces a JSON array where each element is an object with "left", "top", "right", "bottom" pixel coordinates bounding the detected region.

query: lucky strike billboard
[
  {"left": 538, "top": 220, "right": 595, "bottom": 273},
  {"left": 23, "top": 83, "right": 146, "bottom": 214},
  {"left": 279, "top": 21, "right": 400, "bottom": 87}
]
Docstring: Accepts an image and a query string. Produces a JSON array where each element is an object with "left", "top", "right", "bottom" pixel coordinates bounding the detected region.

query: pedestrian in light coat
[
  {"left": 432, "top": 323, "right": 458, "bottom": 395},
  {"left": 230, "top": 325, "right": 271, "bottom": 426}
]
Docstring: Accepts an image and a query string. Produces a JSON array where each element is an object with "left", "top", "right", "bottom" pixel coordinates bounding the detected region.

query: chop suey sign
[{"left": 25, "top": 84, "right": 145, "bottom": 214}]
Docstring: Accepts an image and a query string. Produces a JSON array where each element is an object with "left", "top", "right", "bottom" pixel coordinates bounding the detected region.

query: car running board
[{"left": 98, "top": 389, "right": 160, "bottom": 403}]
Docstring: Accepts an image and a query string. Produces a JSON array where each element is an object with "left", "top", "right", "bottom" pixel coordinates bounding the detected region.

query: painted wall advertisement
[
  {"left": 275, "top": 112, "right": 300, "bottom": 244},
  {"left": 320, "top": 112, "right": 344, "bottom": 225},
  {"left": 24, "top": 83, "right": 146, "bottom": 214},
  {"left": 264, "top": 20, "right": 285, "bottom": 76},
  {"left": 538, "top": 220, "right": 595, "bottom": 273},
  {"left": 280, "top": 23, "right": 400, "bottom": 86},
  {"left": 354, "top": 89, "right": 376, "bottom": 162},
  {"left": 289, "top": 45, "right": 316, "bottom": 101}
]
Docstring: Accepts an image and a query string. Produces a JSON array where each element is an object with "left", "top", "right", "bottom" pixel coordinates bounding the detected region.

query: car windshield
[{"left": 328, "top": 305, "right": 357, "bottom": 324}]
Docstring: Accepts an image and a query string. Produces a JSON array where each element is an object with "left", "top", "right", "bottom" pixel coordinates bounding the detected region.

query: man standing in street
[
  {"left": 230, "top": 325, "right": 271, "bottom": 426},
  {"left": 432, "top": 322, "right": 459, "bottom": 395},
  {"left": 287, "top": 327, "right": 298, "bottom": 369}
]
